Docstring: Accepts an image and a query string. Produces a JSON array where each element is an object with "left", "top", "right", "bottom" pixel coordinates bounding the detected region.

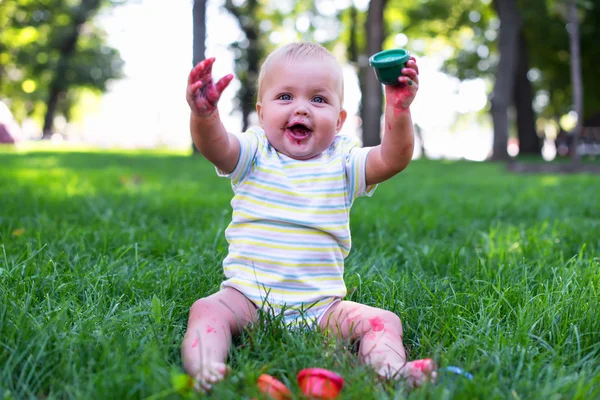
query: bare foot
[
  {"left": 192, "top": 362, "right": 230, "bottom": 392},
  {"left": 377, "top": 358, "right": 437, "bottom": 388}
]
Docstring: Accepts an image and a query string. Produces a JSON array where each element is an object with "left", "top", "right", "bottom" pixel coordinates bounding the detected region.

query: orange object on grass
[
  {"left": 297, "top": 368, "right": 344, "bottom": 399},
  {"left": 257, "top": 374, "right": 292, "bottom": 400}
]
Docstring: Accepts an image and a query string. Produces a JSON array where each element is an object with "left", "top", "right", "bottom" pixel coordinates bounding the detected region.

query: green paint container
[{"left": 369, "top": 48, "right": 411, "bottom": 85}]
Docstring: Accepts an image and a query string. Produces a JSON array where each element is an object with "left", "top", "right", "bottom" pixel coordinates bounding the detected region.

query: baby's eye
[
  {"left": 312, "top": 96, "right": 326, "bottom": 104},
  {"left": 278, "top": 94, "right": 292, "bottom": 101}
]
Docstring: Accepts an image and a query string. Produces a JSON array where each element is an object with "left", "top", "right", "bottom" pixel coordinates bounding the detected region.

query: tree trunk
[
  {"left": 192, "top": 0, "right": 207, "bottom": 66},
  {"left": 567, "top": 0, "right": 583, "bottom": 163},
  {"left": 361, "top": 0, "right": 387, "bottom": 147},
  {"left": 241, "top": 5, "right": 260, "bottom": 133},
  {"left": 348, "top": 6, "right": 359, "bottom": 63},
  {"left": 415, "top": 123, "right": 427, "bottom": 158},
  {"left": 224, "top": 0, "right": 261, "bottom": 132},
  {"left": 42, "top": 0, "right": 101, "bottom": 139},
  {"left": 490, "top": 0, "right": 522, "bottom": 160},
  {"left": 43, "top": 85, "right": 62, "bottom": 139},
  {"left": 191, "top": 0, "right": 207, "bottom": 153},
  {"left": 513, "top": 29, "right": 540, "bottom": 156}
]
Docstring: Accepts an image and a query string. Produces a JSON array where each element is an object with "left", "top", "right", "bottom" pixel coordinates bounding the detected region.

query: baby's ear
[
  {"left": 336, "top": 108, "right": 347, "bottom": 133},
  {"left": 256, "top": 102, "right": 264, "bottom": 127}
]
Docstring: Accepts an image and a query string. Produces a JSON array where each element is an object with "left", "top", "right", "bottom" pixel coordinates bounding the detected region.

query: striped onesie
[{"left": 217, "top": 127, "right": 376, "bottom": 327}]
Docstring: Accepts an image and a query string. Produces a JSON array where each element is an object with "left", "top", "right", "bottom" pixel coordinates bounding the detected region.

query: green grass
[{"left": 1, "top": 147, "right": 599, "bottom": 399}]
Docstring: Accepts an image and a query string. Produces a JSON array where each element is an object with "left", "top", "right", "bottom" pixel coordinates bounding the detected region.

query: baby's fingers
[
  {"left": 398, "top": 76, "right": 418, "bottom": 89},
  {"left": 189, "top": 57, "right": 215, "bottom": 84},
  {"left": 401, "top": 68, "right": 419, "bottom": 84},
  {"left": 406, "top": 57, "right": 419, "bottom": 75},
  {"left": 188, "top": 77, "right": 212, "bottom": 96},
  {"left": 215, "top": 74, "right": 234, "bottom": 95}
]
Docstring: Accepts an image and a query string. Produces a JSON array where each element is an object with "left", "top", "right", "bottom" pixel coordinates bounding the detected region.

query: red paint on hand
[
  {"left": 385, "top": 57, "right": 419, "bottom": 111},
  {"left": 191, "top": 338, "right": 199, "bottom": 348},
  {"left": 206, "top": 325, "right": 216, "bottom": 334},
  {"left": 186, "top": 57, "right": 233, "bottom": 117},
  {"left": 369, "top": 316, "right": 385, "bottom": 332}
]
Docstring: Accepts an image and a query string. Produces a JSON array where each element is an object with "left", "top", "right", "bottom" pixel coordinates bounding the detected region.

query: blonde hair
[{"left": 256, "top": 42, "right": 344, "bottom": 102}]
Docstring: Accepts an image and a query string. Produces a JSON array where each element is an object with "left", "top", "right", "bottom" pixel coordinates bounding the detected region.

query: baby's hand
[
  {"left": 384, "top": 57, "right": 419, "bottom": 111},
  {"left": 186, "top": 57, "right": 234, "bottom": 117}
]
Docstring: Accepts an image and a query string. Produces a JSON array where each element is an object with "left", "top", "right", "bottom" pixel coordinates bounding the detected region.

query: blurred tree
[
  {"left": 362, "top": 0, "right": 388, "bottom": 147},
  {"left": 339, "top": 1, "right": 387, "bottom": 146},
  {"left": 0, "top": 0, "right": 126, "bottom": 138},
  {"left": 225, "top": 0, "right": 265, "bottom": 132},
  {"left": 547, "top": 0, "right": 588, "bottom": 162},
  {"left": 404, "top": 0, "right": 598, "bottom": 159},
  {"left": 513, "top": 30, "right": 540, "bottom": 155},
  {"left": 489, "top": 0, "right": 521, "bottom": 160},
  {"left": 43, "top": 0, "right": 103, "bottom": 138},
  {"left": 191, "top": 0, "right": 207, "bottom": 153},
  {"left": 224, "top": 0, "right": 343, "bottom": 132},
  {"left": 340, "top": 3, "right": 367, "bottom": 141},
  {"left": 192, "top": 0, "right": 207, "bottom": 67},
  {"left": 565, "top": 0, "right": 583, "bottom": 163}
]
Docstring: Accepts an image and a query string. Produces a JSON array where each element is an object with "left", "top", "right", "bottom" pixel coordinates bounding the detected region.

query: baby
[{"left": 182, "top": 42, "right": 436, "bottom": 391}]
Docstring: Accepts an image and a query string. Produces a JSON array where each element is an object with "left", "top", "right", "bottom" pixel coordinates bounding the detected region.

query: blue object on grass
[{"left": 440, "top": 366, "right": 474, "bottom": 380}]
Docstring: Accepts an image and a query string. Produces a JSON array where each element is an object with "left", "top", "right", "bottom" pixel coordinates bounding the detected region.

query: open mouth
[{"left": 286, "top": 123, "right": 312, "bottom": 142}]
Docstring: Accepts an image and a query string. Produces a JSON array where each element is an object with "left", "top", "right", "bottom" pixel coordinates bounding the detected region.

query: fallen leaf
[{"left": 12, "top": 228, "right": 25, "bottom": 237}]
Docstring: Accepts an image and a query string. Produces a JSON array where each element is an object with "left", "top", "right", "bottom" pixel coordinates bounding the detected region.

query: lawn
[{"left": 1, "top": 147, "right": 599, "bottom": 399}]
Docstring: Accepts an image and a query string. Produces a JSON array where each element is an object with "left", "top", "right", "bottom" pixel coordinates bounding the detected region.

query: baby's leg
[
  {"left": 320, "top": 301, "right": 436, "bottom": 388},
  {"left": 181, "top": 287, "right": 257, "bottom": 390}
]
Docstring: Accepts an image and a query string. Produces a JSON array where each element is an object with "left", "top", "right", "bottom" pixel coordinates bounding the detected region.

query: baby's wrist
[
  {"left": 386, "top": 103, "right": 411, "bottom": 113},
  {"left": 191, "top": 107, "right": 219, "bottom": 121}
]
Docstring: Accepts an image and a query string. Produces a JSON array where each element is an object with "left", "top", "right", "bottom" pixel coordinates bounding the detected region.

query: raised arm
[
  {"left": 365, "top": 57, "right": 420, "bottom": 186},
  {"left": 186, "top": 57, "right": 240, "bottom": 174}
]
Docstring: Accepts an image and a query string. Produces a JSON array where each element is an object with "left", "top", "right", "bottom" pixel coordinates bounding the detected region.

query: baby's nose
[
  {"left": 294, "top": 106, "right": 309, "bottom": 116},
  {"left": 293, "top": 101, "right": 310, "bottom": 116}
]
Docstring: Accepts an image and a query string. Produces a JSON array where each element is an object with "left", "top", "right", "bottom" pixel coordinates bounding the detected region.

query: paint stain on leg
[
  {"left": 401, "top": 142, "right": 413, "bottom": 157},
  {"left": 191, "top": 338, "right": 199, "bottom": 348},
  {"left": 206, "top": 325, "right": 216, "bottom": 334},
  {"left": 369, "top": 316, "right": 385, "bottom": 332},
  {"left": 410, "top": 358, "right": 433, "bottom": 372},
  {"left": 364, "top": 331, "right": 378, "bottom": 340},
  {"left": 344, "top": 307, "right": 360, "bottom": 326}
]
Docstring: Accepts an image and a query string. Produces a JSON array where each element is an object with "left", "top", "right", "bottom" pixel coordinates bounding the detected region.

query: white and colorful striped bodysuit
[{"left": 217, "top": 127, "right": 376, "bottom": 326}]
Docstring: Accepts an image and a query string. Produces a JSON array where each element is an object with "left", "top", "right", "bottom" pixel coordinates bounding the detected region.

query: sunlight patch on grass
[{"left": 540, "top": 176, "right": 560, "bottom": 186}]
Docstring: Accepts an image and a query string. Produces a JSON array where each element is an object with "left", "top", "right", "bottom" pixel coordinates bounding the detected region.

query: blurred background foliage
[{"left": 1, "top": 0, "right": 598, "bottom": 160}]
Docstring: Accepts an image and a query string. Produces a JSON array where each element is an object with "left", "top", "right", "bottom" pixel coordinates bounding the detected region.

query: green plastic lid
[{"left": 369, "top": 48, "right": 410, "bottom": 68}]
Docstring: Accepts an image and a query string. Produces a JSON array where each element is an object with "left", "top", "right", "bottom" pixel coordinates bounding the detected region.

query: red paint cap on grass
[
  {"left": 257, "top": 374, "right": 292, "bottom": 400},
  {"left": 297, "top": 368, "right": 344, "bottom": 399}
]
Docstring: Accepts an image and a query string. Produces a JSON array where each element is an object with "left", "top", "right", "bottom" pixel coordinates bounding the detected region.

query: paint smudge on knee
[
  {"left": 369, "top": 316, "right": 385, "bottom": 332},
  {"left": 411, "top": 358, "right": 433, "bottom": 372},
  {"left": 191, "top": 338, "right": 199, "bottom": 348},
  {"left": 206, "top": 325, "right": 216, "bottom": 334},
  {"left": 364, "top": 331, "right": 377, "bottom": 340}
]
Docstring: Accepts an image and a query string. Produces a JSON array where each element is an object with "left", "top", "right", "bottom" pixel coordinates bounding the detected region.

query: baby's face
[{"left": 256, "top": 58, "right": 347, "bottom": 160}]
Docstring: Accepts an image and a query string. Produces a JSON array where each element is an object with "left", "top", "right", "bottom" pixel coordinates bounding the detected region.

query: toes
[
  {"left": 403, "top": 358, "right": 437, "bottom": 388},
  {"left": 193, "top": 363, "right": 229, "bottom": 393},
  {"left": 376, "top": 358, "right": 438, "bottom": 388}
]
